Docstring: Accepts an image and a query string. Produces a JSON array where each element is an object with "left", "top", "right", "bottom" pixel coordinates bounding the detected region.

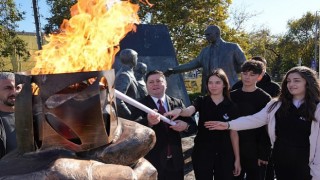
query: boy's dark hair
[
  {"left": 241, "top": 60, "right": 264, "bottom": 74},
  {"left": 251, "top": 56, "right": 267, "bottom": 66},
  {"left": 251, "top": 56, "right": 267, "bottom": 71}
]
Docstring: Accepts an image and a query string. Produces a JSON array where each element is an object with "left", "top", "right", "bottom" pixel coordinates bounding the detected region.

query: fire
[{"left": 31, "top": 0, "right": 140, "bottom": 75}]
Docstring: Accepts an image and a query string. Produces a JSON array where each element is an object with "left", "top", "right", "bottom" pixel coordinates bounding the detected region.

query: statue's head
[
  {"left": 204, "top": 25, "right": 221, "bottom": 43},
  {"left": 120, "top": 49, "right": 138, "bottom": 68},
  {"left": 134, "top": 62, "right": 147, "bottom": 80}
]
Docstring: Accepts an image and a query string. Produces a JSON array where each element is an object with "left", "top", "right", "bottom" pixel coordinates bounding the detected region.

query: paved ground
[{"left": 182, "top": 135, "right": 195, "bottom": 180}]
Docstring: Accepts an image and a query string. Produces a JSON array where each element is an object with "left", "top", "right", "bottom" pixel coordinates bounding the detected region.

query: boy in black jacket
[
  {"left": 231, "top": 60, "right": 272, "bottom": 180},
  {"left": 232, "top": 56, "right": 280, "bottom": 98},
  {"left": 232, "top": 56, "right": 280, "bottom": 180}
]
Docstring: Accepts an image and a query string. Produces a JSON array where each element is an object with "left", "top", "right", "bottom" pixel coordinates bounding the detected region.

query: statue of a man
[
  {"left": 115, "top": 49, "right": 140, "bottom": 119},
  {"left": 165, "top": 25, "right": 246, "bottom": 94},
  {"left": 134, "top": 62, "right": 148, "bottom": 99}
]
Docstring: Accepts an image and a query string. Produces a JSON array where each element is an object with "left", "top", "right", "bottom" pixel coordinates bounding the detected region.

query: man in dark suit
[{"left": 135, "top": 70, "right": 197, "bottom": 180}]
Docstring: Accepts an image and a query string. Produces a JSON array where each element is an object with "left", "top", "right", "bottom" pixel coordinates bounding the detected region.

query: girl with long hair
[
  {"left": 165, "top": 68, "right": 241, "bottom": 180},
  {"left": 211, "top": 66, "right": 320, "bottom": 180}
]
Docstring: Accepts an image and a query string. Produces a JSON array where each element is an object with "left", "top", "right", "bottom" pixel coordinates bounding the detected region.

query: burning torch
[{"left": 115, "top": 90, "right": 176, "bottom": 126}]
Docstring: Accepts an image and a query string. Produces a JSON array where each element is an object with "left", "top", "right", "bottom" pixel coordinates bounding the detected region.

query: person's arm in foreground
[
  {"left": 164, "top": 106, "right": 196, "bottom": 120},
  {"left": 147, "top": 107, "right": 191, "bottom": 132},
  {"left": 163, "top": 104, "right": 196, "bottom": 132},
  {"left": 209, "top": 100, "right": 275, "bottom": 131},
  {"left": 310, "top": 103, "right": 320, "bottom": 179},
  {"left": 230, "top": 130, "right": 241, "bottom": 176},
  {"left": 146, "top": 110, "right": 161, "bottom": 127}
]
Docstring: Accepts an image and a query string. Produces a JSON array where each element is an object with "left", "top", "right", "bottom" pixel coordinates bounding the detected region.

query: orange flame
[{"left": 31, "top": 0, "right": 140, "bottom": 75}]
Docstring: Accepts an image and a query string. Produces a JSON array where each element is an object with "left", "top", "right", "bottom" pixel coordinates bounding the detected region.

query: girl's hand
[
  {"left": 163, "top": 108, "right": 181, "bottom": 120},
  {"left": 204, "top": 121, "right": 229, "bottom": 130},
  {"left": 169, "top": 120, "right": 188, "bottom": 132}
]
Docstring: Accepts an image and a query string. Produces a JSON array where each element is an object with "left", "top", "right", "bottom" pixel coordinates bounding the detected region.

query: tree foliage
[
  {"left": 0, "top": 0, "right": 29, "bottom": 71},
  {"left": 278, "top": 12, "right": 318, "bottom": 73},
  {"left": 138, "top": 0, "right": 241, "bottom": 63},
  {"left": 44, "top": 0, "right": 77, "bottom": 34},
  {"left": 246, "top": 28, "right": 281, "bottom": 76},
  {"left": 42, "top": 0, "right": 318, "bottom": 77},
  {"left": 43, "top": 0, "right": 247, "bottom": 64},
  {"left": 244, "top": 12, "right": 319, "bottom": 79},
  {"left": 226, "top": 3, "right": 319, "bottom": 78}
]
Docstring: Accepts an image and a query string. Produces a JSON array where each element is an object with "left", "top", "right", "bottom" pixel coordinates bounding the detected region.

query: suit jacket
[{"left": 135, "top": 95, "right": 197, "bottom": 173}]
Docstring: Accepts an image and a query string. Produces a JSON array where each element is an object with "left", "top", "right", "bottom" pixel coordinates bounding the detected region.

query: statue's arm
[
  {"left": 115, "top": 74, "right": 132, "bottom": 116},
  {"left": 172, "top": 59, "right": 201, "bottom": 74},
  {"left": 233, "top": 44, "right": 246, "bottom": 73},
  {"left": 171, "top": 50, "right": 204, "bottom": 74}
]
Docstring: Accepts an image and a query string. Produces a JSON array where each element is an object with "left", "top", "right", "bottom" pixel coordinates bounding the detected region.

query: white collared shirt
[{"left": 151, "top": 96, "right": 168, "bottom": 112}]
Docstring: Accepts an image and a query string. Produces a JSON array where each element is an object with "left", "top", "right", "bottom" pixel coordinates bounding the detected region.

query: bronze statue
[
  {"left": 115, "top": 49, "right": 141, "bottom": 120},
  {"left": 165, "top": 25, "right": 246, "bottom": 94},
  {"left": 134, "top": 62, "right": 148, "bottom": 99}
]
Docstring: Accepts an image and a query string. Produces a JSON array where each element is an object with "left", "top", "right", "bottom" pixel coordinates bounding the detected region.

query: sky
[
  {"left": 228, "top": 0, "right": 320, "bottom": 35},
  {"left": 14, "top": 0, "right": 50, "bottom": 32},
  {"left": 14, "top": 0, "right": 320, "bottom": 35}
]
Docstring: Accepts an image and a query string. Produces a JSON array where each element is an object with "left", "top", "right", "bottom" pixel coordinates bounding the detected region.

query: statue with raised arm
[{"left": 165, "top": 25, "right": 246, "bottom": 94}]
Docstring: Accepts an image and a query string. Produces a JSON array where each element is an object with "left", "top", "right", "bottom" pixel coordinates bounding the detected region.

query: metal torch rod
[{"left": 115, "top": 89, "right": 176, "bottom": 126}]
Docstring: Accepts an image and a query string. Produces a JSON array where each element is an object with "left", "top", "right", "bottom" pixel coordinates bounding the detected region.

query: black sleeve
[
  {"left": 231, "top": 81, "right": 242, "bottom": 91},
  {"left": 257, "top": 92, "right": 272, "bottom": 161},
  {"left": 192, "top": 96, "right": 204, "bottom": 112},
  {"left": 132, "top": 104, "right": 149, "bottom": 126},
  {"left": 0, "top": 139, "right": 5, "bottom": 159},
  {"left": 228, "top": 103, "right": 241, "bottom": 121},
  {"left": 270, "top": 82, "right": 281, "bottom": 98},
  {"left": 257, "top": 126, "right": 271, "bottom": 161},
  {"left": 0, "top": 122, "right": 6, "bottom": 159},
  {"left": 170, "top": 97, "right": 197, "bottom": 135}
]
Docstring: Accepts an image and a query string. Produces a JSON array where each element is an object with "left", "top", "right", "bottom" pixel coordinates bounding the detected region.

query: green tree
[
  {"left": 44, "top": 0, "right": 77, "bottom": 34},
  {"left": 245, "top": 12, "right": 318, "bottom": 79},
  {"left": 279, "top": 12, "right": 318, "bottom": 73},
  {"left": 0, "top": 0, "right": 29, "bottom": 71},
  {"left": 43, "top": 0, "right": 250, "bottom": 64},
  {"left": 139, "top": 0, "right": 242, "bottom": 63},
  {"left": 246, "top": 28, "right": 282, "bottom": 77}
]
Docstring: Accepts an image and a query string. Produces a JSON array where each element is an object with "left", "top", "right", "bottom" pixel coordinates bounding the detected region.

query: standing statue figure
[
  {"left": 165, "top": 25, "right": 246, "bottom": 94},
  {"left": 115, "top": 49, "right": 140, "bottom": 120},
  {"left": 134, "top": 62, "right": 148, "bottom": 99}
]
